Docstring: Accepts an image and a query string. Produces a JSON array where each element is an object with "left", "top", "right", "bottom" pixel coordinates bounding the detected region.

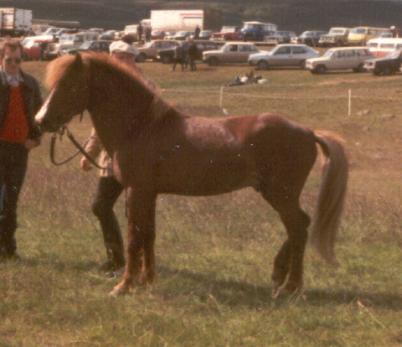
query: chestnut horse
[{"left": 35, "top": 53, "right": 348, "bottom": 297}]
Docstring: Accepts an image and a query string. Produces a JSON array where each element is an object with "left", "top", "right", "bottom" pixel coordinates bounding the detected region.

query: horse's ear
[{"left": 74, "top": 53, "right": 83, "bottom": 68}]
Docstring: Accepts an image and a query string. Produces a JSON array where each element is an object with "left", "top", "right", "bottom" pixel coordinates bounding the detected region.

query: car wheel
[
  {"left": 315, "top": 65, "right": 327, "bottom": 74},
  {"left": 299, "top": 60, "right": 306, "bottom": 69},
  {"left": 353, "top": 64, "right": 365, "bottom": 73},
  {"left": 207, "top": 57, "right": 219, "bottom": 66},
  {"left": 257, "top": 60, "right": 269, "bottom": 70},
  {"left": 373, "top": 68, "right": 382, "bottom": 76}
]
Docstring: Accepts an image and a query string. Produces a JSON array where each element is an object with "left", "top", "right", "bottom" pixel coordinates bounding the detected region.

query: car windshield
[
  {"left": 21, "top": 38, "right": 31, "bottom": 46},
  {"left": 323, "top": 49, "right": 336, "bottom": 57},
  {"left": 351, "top": 28, "right": 366, "bottom": 34},
  {"left": 243, "top": 24, "right": 261, "bottom": 30},
  {"left": 330, "top": 29, "right": 345, "bottom": 34},
  {"left": 222, "top": 27, "right": 236, "bottom": 33},
  {"left": 79, "top": 41, "right": 92, "bottom": 50}
]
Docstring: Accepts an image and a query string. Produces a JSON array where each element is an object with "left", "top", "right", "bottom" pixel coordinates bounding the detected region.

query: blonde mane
[
  {"left": 45, "top": 52, "right": 172, "bottom": 121},
  {"left": 45, "top": 52, "right": 151, "bottom": 91}
]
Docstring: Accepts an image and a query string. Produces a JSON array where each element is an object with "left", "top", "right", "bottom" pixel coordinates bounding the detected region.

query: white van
[
  {"left": 367, "top": 38, "right": 402, "bottom": 57},
  {"left": 305, "top": 47, "right": 372, "bottom": 73}
]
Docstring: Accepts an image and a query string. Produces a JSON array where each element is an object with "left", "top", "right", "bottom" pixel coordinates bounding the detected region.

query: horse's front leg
[
  {"left": 109, "top": 188, "right": 156, "bottom": 296},
  {"left": 138, "top": 197, "right": 156, "bottom": 286}
]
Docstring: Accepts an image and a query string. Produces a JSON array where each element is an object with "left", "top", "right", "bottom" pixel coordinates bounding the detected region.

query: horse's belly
[{"left": 156, "top": 158, "right": 256, "bottom": 196}]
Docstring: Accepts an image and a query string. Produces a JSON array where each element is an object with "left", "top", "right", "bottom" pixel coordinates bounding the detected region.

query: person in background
[
  {"left": 39, "top": 41, "right": 49, "bottom": 61},
  {"left": 80, "top": 41, "right": 140, "bottom": 273},
  {"left": 145, "top": 26, "right": 152, "bottom": 42},
  {"left": 137, "top": 23, "right": 143, "bottom": 43},
  {"left": 0, "top": 39, "right": 42, "bottom": 260},
  {"left": 187, "top": 38, "right": 198, "bottom": 71},
  {"left": 172, "top": 43, "right": 186, "bottom": 71},
  {"left": 194, "top": 25, "right": 201, "bottom": 40}
]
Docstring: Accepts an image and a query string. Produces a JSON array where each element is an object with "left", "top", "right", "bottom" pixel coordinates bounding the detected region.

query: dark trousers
[
  {"left": 188, "top": 57, "right": 197, "bottom": 71},
  {"left": 172, "top": 58, "right": 186, "bottom": 71},
  {"left": 0, "top": 141, "right": 28, "bottom": 255},
  {"left": 92, "top": 176, "right": 125, "bottom": 266}
]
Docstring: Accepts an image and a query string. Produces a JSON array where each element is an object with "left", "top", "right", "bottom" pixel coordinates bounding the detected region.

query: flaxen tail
[{"left": 311, "top": 131, "right": 349, "bottom": 264}]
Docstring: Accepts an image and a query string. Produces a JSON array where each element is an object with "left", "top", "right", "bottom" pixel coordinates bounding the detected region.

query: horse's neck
[{"left": 86, "top": 64, "right": 155, "bottom": 154}]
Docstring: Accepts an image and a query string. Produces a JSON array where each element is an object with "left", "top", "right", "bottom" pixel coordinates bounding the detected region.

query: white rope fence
[
  {"left": 161, "top": 86, "right": 401, "bottom": 116},
  {"left": 162, "top": 86, "right": 402, "bottom": 101}
]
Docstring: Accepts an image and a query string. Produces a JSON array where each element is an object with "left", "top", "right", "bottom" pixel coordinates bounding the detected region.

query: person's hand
[
  {"left": 24, "top": 139, "right": 39, "bottom": 150},
  {"left": 80, "top": 157, "right": 92, "bottom": 171}
]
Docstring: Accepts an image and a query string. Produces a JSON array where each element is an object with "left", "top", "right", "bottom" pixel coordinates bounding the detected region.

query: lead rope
[{"left": 50, "top": 125, "right": 107, "bottom": 170}]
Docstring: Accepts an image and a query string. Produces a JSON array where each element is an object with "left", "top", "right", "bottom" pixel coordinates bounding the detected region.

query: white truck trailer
[
  {"left": 0, "top": 8, "right": 32, "bottom": 36},
  {"left": 149, "top": 9, "right": 222, "bottom": 32}
]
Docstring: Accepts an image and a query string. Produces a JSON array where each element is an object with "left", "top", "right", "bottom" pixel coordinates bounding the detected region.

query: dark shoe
[{"left": 99, "top": 259, "right": 124, "bottom": 273}]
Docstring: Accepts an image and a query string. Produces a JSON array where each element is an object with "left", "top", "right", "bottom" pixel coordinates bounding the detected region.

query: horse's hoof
[
  {"left": 108, "top": 282, "right": 131, "bottom": 297},
  {"left": 138, "top": 271, "right": 155, "bottom": 286},
  {"left": 282, "top": 283, "right": 305, "bottom": 300},
  {"left": 271, "top": 281, "right": 283, "bottom": 299}
]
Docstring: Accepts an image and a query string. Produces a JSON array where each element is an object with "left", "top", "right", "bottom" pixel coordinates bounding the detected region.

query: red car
[
  {"left": 21, "top": 36, "right": 54, "bottom": 60},
  {"left": 212, "top": 26, "right": 243, "bottom": 41}
]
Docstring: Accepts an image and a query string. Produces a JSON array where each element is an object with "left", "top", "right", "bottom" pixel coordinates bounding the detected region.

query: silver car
[
  {"left": 203, "top": 42, "right": 259, "bottom": 65},
  {"left": 248, "top": 44, "right": 320, "bottom": 70},
  {"left": 306, "top": 47, "right": 372, "bottom": 73}
]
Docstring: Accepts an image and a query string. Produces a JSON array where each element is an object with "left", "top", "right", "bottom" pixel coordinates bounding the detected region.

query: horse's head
[{"left": 35, "top": 53, "right": 89, "bottom": 132}]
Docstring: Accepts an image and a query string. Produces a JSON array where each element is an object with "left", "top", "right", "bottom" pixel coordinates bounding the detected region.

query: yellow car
[{"left": 347, "top": 27, "right": 390, "bottom": 45}]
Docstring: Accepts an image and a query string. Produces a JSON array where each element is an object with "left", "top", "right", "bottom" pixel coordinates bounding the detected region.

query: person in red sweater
[{"left": 0, "top": 39, "right": 42, "bottom": 260}]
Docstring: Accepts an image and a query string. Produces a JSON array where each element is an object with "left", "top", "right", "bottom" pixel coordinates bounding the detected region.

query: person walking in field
[
  {"left": 0, "top": 39, "right": 42, "bottom": 260},
  {"left": 80, "top": 40, "right": 155, "bottom": 273}
]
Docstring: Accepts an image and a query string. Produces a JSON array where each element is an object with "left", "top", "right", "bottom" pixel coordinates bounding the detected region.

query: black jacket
[{"left": 0, "top": 70, "right": 42, "bottom": 141}]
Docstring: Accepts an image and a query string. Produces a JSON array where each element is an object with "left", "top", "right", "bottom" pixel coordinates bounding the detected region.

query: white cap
[{"left": 109, "top": 40, "right": 138, "bottom": 56}]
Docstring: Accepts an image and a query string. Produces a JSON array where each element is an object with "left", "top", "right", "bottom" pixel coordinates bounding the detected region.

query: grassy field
[{"left": 0, "top": 59, "right": 401, "bottom": 347}]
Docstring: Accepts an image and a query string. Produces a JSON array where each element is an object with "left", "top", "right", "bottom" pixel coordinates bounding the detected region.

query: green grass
[{"left": 0, "top": 61, "right": 401, "bottom": 346}]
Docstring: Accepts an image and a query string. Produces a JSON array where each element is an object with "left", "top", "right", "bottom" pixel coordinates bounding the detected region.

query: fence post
[{"left": 219, "top": 85, "right": 228, "bottom": 115}]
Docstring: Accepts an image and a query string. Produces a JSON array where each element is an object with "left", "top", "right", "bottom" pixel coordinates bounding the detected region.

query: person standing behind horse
[
  {"left": 80, "top": 41, "right": 144, "bottom": 273},
  {"left": 0, "top": 39, "right": 42, "bottom": 260},
  {"left": 194, "top": 25, "right": 201, "bottom": 39},
  {"left": 172, "top": 43, "right": 186, "bottom": 71},
  {"left": 187, "top": 38, "right": 198, "bottom": 71}
]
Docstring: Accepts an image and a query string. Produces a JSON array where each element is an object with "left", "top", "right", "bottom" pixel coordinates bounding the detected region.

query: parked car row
[
  {"left": 199, "top": 43, "right": 402, "bottom": 76},
  {"left": 21, "top": 24, "right": 402, "bottom": 77}
]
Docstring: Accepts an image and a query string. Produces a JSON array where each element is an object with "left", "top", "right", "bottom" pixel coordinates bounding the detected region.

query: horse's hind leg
[{"left": 260, "top": 188, "right": 310, "bottom": 297}]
